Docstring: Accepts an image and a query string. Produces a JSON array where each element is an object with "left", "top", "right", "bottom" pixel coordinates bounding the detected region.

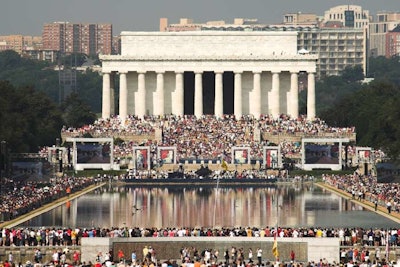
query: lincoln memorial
[{"left": 100, "top": 31, "right": 317, "bottom": 121}]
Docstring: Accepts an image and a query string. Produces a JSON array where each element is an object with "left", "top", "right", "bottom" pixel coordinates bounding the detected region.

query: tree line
[{"left": 0, "top": 50, "right": 399, "bottom": 159}]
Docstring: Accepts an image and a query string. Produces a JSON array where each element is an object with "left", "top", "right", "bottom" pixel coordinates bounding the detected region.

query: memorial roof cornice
[{"left": 100, "top": 55, "right": 318, "bottom": 61}]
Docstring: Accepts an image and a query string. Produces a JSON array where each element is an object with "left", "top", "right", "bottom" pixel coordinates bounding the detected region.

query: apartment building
[
  {"left": 42, "top": 22, "right": 113, "bottom": 55},
  {"left": 369, "top": 12, "right": 400, "bottom": 57},
  {"left": 386, "top": 25, "right": 400, "bottom": 57},
  {"left": 297, "top": 27, "right": 367, "bottom": 77}
]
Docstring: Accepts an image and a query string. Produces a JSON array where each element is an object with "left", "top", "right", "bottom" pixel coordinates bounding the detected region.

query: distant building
[
  {"left": 42, "top": 22, "right": 113, "bottom": 55},
  {"left": 297, "top": 27, "right": 368, "bottom": 77},
  {"left": 161, "top": 9, "right": 367, "bottom": 78},
  {"left": 323, "top": 5, "right": 371, "bottom": 29},
  {"left": 369, "top": 11, "right": 400, "bottom": 57},
  {"left": 386, "top": 25, "right": 400, "bottom": 57},
  {"left": 0, "top": 35, "right": 42, "bottom": 54},
  {"left": 23, "top": 49, "right": 58, "bottom": 62},
  {"left": 283, "top": 12, "right": 320, "bottom": 26}
]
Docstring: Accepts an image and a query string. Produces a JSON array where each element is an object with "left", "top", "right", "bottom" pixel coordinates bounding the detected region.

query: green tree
[
  {"left": 60, "top": 92, "right": 97, "bottom": 128},
  {"left": 0, "top": 81, "right": 64, "bottom": 152}
]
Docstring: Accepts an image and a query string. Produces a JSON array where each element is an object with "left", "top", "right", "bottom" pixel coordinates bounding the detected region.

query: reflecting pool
[{"left": 20, "top": 183, "right": 399, "bottom": 229}]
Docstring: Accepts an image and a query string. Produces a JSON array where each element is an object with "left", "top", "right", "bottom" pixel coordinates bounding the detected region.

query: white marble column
[
  {"left": 102, "top": 72, "right": 111, "bottom": 119},
  {"left": 234, "top": 72, "right": 242, "bottom": 119},
  {"left": 137, "top": 72, "right": 146, "bottom": 118},
  {"left": 271, "top": 72, "right": 280, "bottom": 118},
  {"left": 307, "top": 72, "right": 316, "bottom": 120},
  {"left": 156, "top": 72, "right": 165, "bottom": 116},
  {"left": 194, "top": 72, "right": 203, "bottom": 118},
  {"left": 175, "top": 72, "right": 184, "bottom": 116},
  {"left": 252, "top": 72, "right": 261, "bottom": 119},
  {"left": 214, "top": 71, "right": 223, "bottom": 118},
  {"left": 290, "top": 72, "right": 299, "bottom": 118},
  {"left": 119, "top": 72, "right": 128, "bottom": 122},
  {"left": 110, "top": 74, "right": 115, "bottom": 116}
]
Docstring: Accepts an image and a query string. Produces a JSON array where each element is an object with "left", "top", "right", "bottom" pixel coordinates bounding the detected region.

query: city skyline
[{"left": 2, "top": 0, "right": 400, "bottom": 36}]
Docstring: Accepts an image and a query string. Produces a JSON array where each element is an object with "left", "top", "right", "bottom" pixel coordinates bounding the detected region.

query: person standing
[
  {"left": 73, "top": 251, "right": 80, "bottom": 265},
  {"left": 256, "top": 248, "right": 262, "bottom": 265},
  {"left": 290, "top": 250, "right": 295, "bottom": 262},
  {"left": 224, "top": 249, "right": 230, "bottom": 263},
  {"left": 131, "top": 251, "right": 137, "bottom": 265},
  {"left": 143, "top": 246, "right": 149, "bottom": 262},
  {"left": 8, "top": 252, "right": 13, "bottom": 264},
  {"left": 118, "top": 249, "right": 125, "bottom": 262},
  {"left": 248, "top": 248, "right": 253, "bottom": 263},
  {"left": 387, "top": 201, "right": 392, "bottom": 214}
]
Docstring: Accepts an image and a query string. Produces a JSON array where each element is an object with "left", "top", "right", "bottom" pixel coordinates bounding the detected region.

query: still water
[{"left": 20, "top": 183, "right": 399, "bottom": 229}]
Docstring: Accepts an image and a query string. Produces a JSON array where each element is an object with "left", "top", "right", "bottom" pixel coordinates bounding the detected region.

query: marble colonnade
[{"left": 101, "top": 69, "right": 316, "bottom": 120}]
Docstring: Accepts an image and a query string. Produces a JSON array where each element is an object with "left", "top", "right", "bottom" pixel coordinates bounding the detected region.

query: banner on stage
[
  {"left": 158, "top": 146, "right": 177, "bottom": 164},
  {"left": 232, "top": 147, "right": 250, "bottom": 164},
  {"left": 133, "top": 146, "right": 150, "bottom": 170}
]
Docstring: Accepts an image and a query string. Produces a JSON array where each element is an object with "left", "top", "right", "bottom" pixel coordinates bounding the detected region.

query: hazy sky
[{"left": 2, "top": 0, "right": 400, "bottom": 36}]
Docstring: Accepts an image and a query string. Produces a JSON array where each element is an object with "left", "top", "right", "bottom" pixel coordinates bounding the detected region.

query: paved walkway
[
  {"left": 316, "top": 182, "right": 400, "bottom": 224},
  {"left": 0, "top": 182, "right": 106, "bottom": 229}
]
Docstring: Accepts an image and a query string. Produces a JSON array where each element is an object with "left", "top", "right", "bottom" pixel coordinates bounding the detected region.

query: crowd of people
[
  {"left": 1, "top": 115, "right": 397, "bottom": 267},
  {"left": 61, "top": 114, "right": 361, "bottom": 165},
  {"left": 0, "top": 176, "right": 98, "bottom": 222}
]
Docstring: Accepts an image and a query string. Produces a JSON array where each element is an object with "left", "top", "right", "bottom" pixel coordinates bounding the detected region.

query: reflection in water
[{"left": 21, "top": 183, "right": 399, "bottom": 229}]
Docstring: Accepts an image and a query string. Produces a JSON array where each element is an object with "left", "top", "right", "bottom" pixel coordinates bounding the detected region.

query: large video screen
[
  {"left": 11, "top": 158, "right": 52, "bottom": 180},
  {"left": 77, "top": 142, "right": 111, "bottom": 164},
  {"left": 376, "top": 162, "right": 400, "bottom": 183},
  {"left": 305, "top": 143, "right": 339, "bottom": 164},
  {"left": 302, "top": 138, "right": 348, "bottom": 171}
]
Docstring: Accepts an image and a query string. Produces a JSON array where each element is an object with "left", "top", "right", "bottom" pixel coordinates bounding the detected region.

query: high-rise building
[
  {"left": 42, "top": 22, "right": 113, "bottom": 55},
  {"left": 386, "top": 25, "right": 400, "bottom": 57},
  {"left": 369, "top": 12, "right": 400, "bottom": 57}
]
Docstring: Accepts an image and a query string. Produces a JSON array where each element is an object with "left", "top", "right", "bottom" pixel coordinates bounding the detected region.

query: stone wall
[{"left": 81, "top": 237, "right": 340, "bottom": 264}]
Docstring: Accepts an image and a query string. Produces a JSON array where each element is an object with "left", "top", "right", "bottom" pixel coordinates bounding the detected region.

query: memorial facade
[{"left": 100, "top": 31, "right": 317, "bottom": 120}]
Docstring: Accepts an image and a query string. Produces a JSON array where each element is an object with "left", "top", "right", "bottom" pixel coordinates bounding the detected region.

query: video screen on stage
[
  {"left": 66, "top": 137, "right": 114, "bottom": 171},
  {"left": 11, "top": 158, "right": 52, "bottom": 180},
  {"left": 304, "top": 143, "right": 339, "bottom": 164},
  {"left": 302, "top": 138, "right": 348, "bottom": 171},
  {"left": 76, "top": 142, "right": 111, "bottom": 164},
  {"left": 376, "top": 161, "right": 400, "bottom": 183}
]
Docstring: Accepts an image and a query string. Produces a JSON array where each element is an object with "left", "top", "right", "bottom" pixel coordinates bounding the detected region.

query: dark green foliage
[
  {"left": 0, "top": 51, "right": 101, "bottom": 153},
  {"left": 76, "top": 69, "right": 102, "bottom": 112},
  {"left": 60, "top": 92, "right": 97, "bottom": 128},
  {"left": 319, "top": 58, "right": 400, "bottom": 159},
  {"left": 0, "top": 81, "right": 64, "bottom": 152},
  {"left": 368, "top": 56, "right": 400, "bottom": 86}
]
